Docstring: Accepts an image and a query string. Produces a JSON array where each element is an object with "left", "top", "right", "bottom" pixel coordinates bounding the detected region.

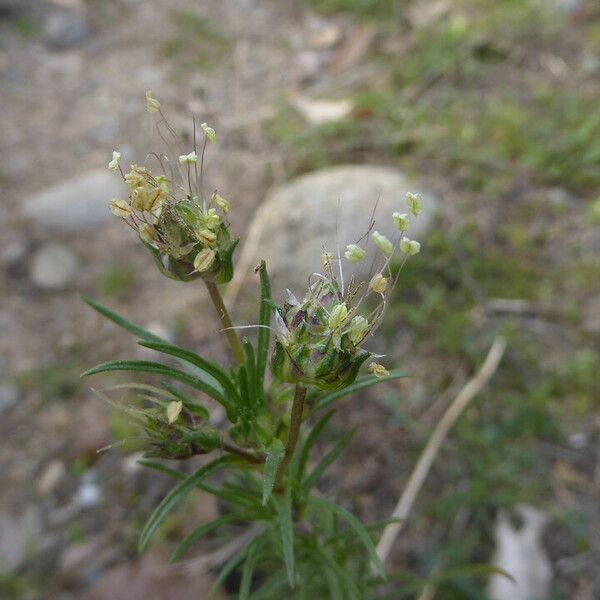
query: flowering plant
[{"left": 83, "top": 93, "right": 423, "bottom": 598}]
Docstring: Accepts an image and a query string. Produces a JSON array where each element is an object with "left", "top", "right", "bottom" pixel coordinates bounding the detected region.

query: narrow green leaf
[
  {"left": 256, "top": 261, "right": 272, "bottom": 402},
  {"left": 139, "top": 455, "right": 231, "bottom": 551},
  {"left": 262, "top": 438, "right": 285, "bottom": 506},
  {"left": 314, "top": 371, "right": 409, "bottom": 411},
  {"left": 242, "top": 338, "right": 258, "bottom": 407},
  {"left": 310, "top": 496, "right": 385, "bottom": 579},
  {"left": 209, "top": 542, "right": 249, "bottom": 599},
  {"left": 139, "top": 341, "right": 236, "bottom": 400},
  {"left": 239, "top": 537, "right": 263, "bottom": 600},
  {"left": 303, "top": 428, "right": 355, "bottom": 493},
  {"left": 171, "top": 513, "right": 250, "bottom": 561},
  {"left": 82, "top": 360, "right": 231, "bottom": 413},
  {"left": 274, "top": 489, "right": 295, "bottom": 586},
  {"left": 297, "top": 409, "right": 335, "bottom": 483},
  {"left": 248, "top": 571, "right": 288, "bottom": 600},
  {"left": 81, "top": 295, "right": 165, "bottom": 343}
]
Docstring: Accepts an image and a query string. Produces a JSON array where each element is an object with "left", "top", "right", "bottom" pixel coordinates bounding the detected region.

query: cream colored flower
[
  {"left": 167, "top": 400, "right": 183, "bottom": 424},
  {"left": 393, "top": 212, "right": 409, "bottom": 232},
  {"left": 344, "top": 244, "right": 365, "bottom": 263},
  {"left": 368, "top": 362, "right": 389, "bottom": 378},
  {"left": 406, "top": 192, "right": 423, "bottom": 216},
  {"left": 348, "top": 315, "right": 369, "bottom": 345},
  {"left": 373, "top": 231, "right": 393, "bottom": 257},
  {"left": 212, "top": 193, "right": 230, "bottom": 214},
  {"left": 328, "top": 303, "right": 348, "bottom": 330},
  {"left": 178, "top": 151, "right": 197, "bottom": 165},
  {"left": 369, "top": 273, "right": 388, "bottom": 294},
  {"left": 400, "top": 236, "right": 421, "bottom": 256},
  {"left": 109, "top": 199, "right": 133, "bottom": 218},
  {"left": 193, "top": 248, "right": 216, "bottom": 272},
  {"left": 146, "top": 90, "right": 161, "bottom": 114},
  {"left": 108, "top": 150, "right": 121, "bottom": 171},
  {"left": 201, "top": 122, "right": 216, "bottom": 143}
]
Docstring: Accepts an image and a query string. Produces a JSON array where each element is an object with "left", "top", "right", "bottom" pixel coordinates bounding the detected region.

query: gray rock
[
  {"left": 0, "top": 506, "right": 41, "bottom": 572},
  {"left": 44, "top": 10, "right": 89, "bottom": 49},
  {"left": 232, "top": 165, "right": 438, "bottom": 294},
  {"left": 25, "top": 169, "right": 126, "bottom": 232},
  {"left": 30, "top": 242, "right": 79, "bottom": 289},
  {"left": 0, "top": 382, "right": 19, "bottom": 415}
]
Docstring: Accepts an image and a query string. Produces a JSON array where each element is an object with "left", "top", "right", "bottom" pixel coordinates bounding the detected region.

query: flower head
[
  {"left": 201, "top": 122, "right": 216, "bottom": 143},
  {"left": 373, "top": 231, "right": 393, "bottom": 257},
  {"left": 146, "top": 90, "right": 161, "bottom": 114},
  {"left": 344, "top": 244, "right": 365, "bottom": 263},
  {"left": 369, "top": 273, "right": 388, "bottom": 294},
  {"left": 393, "top": 212, "right": 409, "bottom": 232},
  {"left": 178, "top": 151, "right": 198, "bottom": 165},
  {"left": 400, "top": 236, "right": 421, "bottom": 256},
  {"left": 406, "top": 192, "right": 423, "bottom": 216}
]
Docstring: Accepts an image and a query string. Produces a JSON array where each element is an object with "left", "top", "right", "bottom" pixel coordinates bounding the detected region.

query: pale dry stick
[{"left": 375, "top": 336, "right": 507, "bottom": 567}]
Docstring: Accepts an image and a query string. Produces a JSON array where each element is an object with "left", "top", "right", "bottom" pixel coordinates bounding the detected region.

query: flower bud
[
  {"left": 201, "top": 122, "right": 216, "bottom": 143},
  {"left": 196, "top": 228, "right": 217, "bottom": 246},
  {"left": 193, "top": 248, "right": 216, "bottom": 272},
  {"left": 146, "top": 90, "right": 161, "bottom": 114},
  {"left": 212, "top": 192, "right": 230, "bottom": 214},
  {"left": 348, "top": 315, "right": 369, "bottom": 345},
  {"left": 368, "top": 362, "right": 389, "bottom": 378},
  {"left": 108, "top": 150, "right": 121, "bottom": 171},
  {"left": 369, "top": 273, "right": 388, "bottom": 294},
  {"left": 328, "top": 303, "right": 348, "bottom": 330},
  {"left": 373, "top": 231, "right": 393, "bottom": 257},
  {"left": 400, "top": 236, "right": 421, "bottom": 256},
  {"left": 109, "top": 199, "right": 133, "bottom": 218},
  {"left": 406, "top": 192, "right": 423, "bottom": 216},
  {"left": 178, "top": 151, "right": 197, "bottom": 165},
  {"left": 167, "top": 400, "right": 183, "bottom": 424},
  {"left": 345, "top": 244, "right": 366, "bottom": 263},
  {"left": 200, "top": 208, "right": 220, "bottom": 229},
  {"left": 393, "top": 212, "right": 409, "bottom": 232}
]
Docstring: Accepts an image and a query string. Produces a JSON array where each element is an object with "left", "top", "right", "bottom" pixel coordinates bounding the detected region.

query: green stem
[
  {"left": 275, "top": 383, "right": 307, "bottom": 491},
  {"left": 222, "top": 441, "right": 263, "bottom": 464},
  {"left": 204, "top": 280, "right": 244, "bottom": 366}
]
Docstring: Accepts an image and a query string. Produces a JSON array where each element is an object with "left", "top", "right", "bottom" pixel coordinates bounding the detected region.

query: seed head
[
  {"left": 146, "top": 90, "right": 161, "bottom": 114},
  {"left": 344, "top": 244, "right": 366, "bottom": 263},
  {"left": 201, "top": 122, "right": 216, "bottom": 143},
  {"left": 368, "top": 362, "right": 389, "bottom": 378},
  {"left": 108, "top": 150, "right": 121, "bottom": 171},
  {"left": 393, "top": 212, "right": 409, "bottom": 232},
  {"left": 109, "top": 199, "right": 133, "bottom": 218},
  {"left": 400, "top": 236, "right": 421, "bottom": 256},
  {"left": 369, "top": 273, "right": 388, "bottom": 294},
  {"left": 212, "top": 192, "right": 230, "bottom": 214},
  {"left": 348, "top": 315, "right": 369, "bottom": 345},
  {"left": 178, "top": 151, "right": 198, "bottom": 165},
  {"left": 193, "top": 248, "right": 216, "bottom": 272},
  {"left": 373, "top": 231, "right": 393, "bottom": 257},
  {"left": 328, "top": 303, "right": 348, "bottom": 330},
  {"left": 406, "top": 192, "right": 423, "bottom": 216}
]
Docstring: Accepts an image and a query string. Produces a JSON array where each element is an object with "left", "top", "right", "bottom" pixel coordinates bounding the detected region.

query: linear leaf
[
  {"left": 81, "top": 295, "right": 166, "bottom": 343},
  {"left": 139, "top": 455, "right": 231, "bottom": 551},
  {"left": 171, "top": 513, "right": 250, "bottom": 561},
  {"left": 139, "top": 341, "right": 236, "bottom": 400},
  {"left": 82, "top": 360, "right": 230, "bottom": 412},
  {"left": 303, "top": 428, "right": 355, "bottom": 493},
  {"left": 209, "top": 542, "right": 249, "bottom": 599},
  {"left": 239, "top": 537, "right": 263, "bottom": 600},
  {"left": 310, "top": 496, "right": 385, "bottom": 579},
  {"left": 262, "top": 438, "right": 285, "bottom": 506},
  {"left": 297, "top": 409, "right": 335, "bottom": 483},
  {"left": 314, "top": 371, "right": 409, "bottom": 411},
  {"left": 242, "top": 338, "right": 258, "bottom": 408},
  {"left": 274, "top": 489, "right": 295, "bottom": 586},
  {"left": 256, "top": 261, "right": 272, "bottom": 402}
]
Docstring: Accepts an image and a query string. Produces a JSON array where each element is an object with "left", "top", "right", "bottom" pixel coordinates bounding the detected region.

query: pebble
[
  {"left": 37, "top": 459, "right": 66, "bottom": 496},
  {"left": 30, "top": 242, "right": 79, "bottom": 289},
  {"left": 24, "top": 169, "right": 126, "bottom": 232},
  {"left": 44, "top": 10, "right": 89, "bottom": 50},
  {"left": 0, "top": 382, "right": 19, "bottom": 415}
]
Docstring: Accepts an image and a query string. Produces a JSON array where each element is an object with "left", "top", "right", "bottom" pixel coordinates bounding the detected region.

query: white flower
[
  {"left": 146, "top": 90, "right": 161, "bottom": 114},
  {"left": 393, "top": 212, "right": 409, "bottom": 232},
  {"left": 108, "top": 150, "right": 121, "bottom": 171},
  {"left": 406, "top": 192, "right": 423, "bottom": 216},
  {"left": 328, "top": 303, "right": 348, "bottom": 330},
  {"left": 399, "top": 236, "right": 421, "bottom": 256},
  {"left": 373, "top": 231, "right": 393, "bottom": 257},
  {"left": 344, "top": 244, "right": 366, "bottom": 263},
  {"left": 201, "top": 122, "right": 216, "bottom": 143},
  {"left": 178, "top": 151, "right": 198, "bottom": 165},
  {"left": 167, "top": 401, "right": 183, "bottom": 424}
]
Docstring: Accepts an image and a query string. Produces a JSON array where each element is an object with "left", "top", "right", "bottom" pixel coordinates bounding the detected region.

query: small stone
[
  {"left": 30, "top": 242, "right": 79, "bottom": 289},
  {"left": 75, "top": 471, "right": 102, "bottom": 508},
  {"left": 37, "top": 459, "right": 66, "bottom": 496},
  {"left": 0, "top": 506, "right": 42, "bottom": 572},
  {"left": 0, "top": 382, "right": 19, "bottom": 415},
  {"left": 44, "top": 10, "right": 89, "bottom": 49},
  {"left": 24, "top": 169, "right": 126, "bottom": 232}
]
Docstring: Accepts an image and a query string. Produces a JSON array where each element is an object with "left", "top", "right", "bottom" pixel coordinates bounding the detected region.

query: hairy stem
[
  {"left": 275, "top": 383, "right": 307, "bottom": 491},
  {"left": 204, "top": 280, "right": 245, "bottom": 366}
]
